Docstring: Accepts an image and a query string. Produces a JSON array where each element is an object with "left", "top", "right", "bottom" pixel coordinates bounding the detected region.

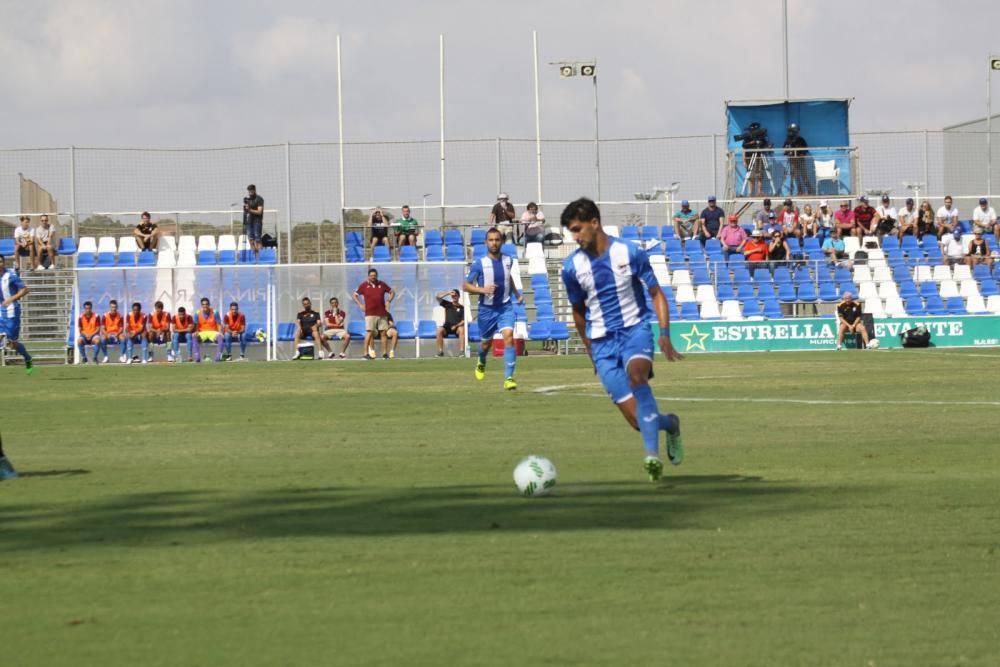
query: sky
[{"left": 2, "top": 0, "right": 1000, "bottom": 149}]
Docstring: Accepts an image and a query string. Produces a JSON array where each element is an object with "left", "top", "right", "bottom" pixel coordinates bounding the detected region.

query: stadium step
[{"left": 15, "top": 268, "right": 75, "bottom": 365}]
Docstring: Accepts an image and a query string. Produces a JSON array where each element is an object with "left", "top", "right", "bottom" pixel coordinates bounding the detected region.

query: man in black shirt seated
[
  {"left": 293, "top": 296, "right": 327, "bottom": 360},
  {"left": 836, "top": 292, "right": 870, "bottom": 351},
  {"left": 435, "top": 289, "right": 466, "bottom": 357}
]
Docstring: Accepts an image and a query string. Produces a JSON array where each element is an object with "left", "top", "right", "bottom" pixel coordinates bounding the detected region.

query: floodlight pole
[
  {"left": 781, "top": 0, "right": 790, "bottom": 99},
  {"left": 988, "top": 56, "right": 999, "bottom": 198},
  {"left": 336, "top": 35, "right": 346, "bottom": 262},
  {"left": 533, "top": 31, "right": 543, "bottom": 204},
  {"left": 593, "top": 69, "right": 601, "bottom": 202}
]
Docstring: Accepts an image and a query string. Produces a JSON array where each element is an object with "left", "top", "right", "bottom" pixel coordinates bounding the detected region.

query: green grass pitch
[{"left": 2, "top": 349, "right": 999, "bottom": 666}]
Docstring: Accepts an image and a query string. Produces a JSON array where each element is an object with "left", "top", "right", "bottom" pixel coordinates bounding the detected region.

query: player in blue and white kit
[
  {"left": 0, "top": 255, "right": 34, "bottom": 376},
  {"left": 464, "top": 227, "right": 524, "bottom": 390},
  {"left": 560, "top": 198, "right": 684, "bottom": 481}
]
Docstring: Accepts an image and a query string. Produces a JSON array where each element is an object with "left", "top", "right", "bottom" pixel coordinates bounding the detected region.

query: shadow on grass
[
  {"left": 0, "top": 475, "right": 849, "bottom": 552},
  {"left": 18, "top": 469, "right": 92, "bottom": 478}
]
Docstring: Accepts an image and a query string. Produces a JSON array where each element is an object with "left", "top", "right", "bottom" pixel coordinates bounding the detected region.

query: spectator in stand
[
  {"left": 170, "top": 306, "right": 195, "bottom": 363},
  {"left": 521, "top": 202, "right": 546, "bottom": 245},
  {"left": 100, "top": 299, "right": 126, "bottom": 363},
  {"left": 149, "top": 301, "right": 172, "bottom": 362},
  {"left": 75, "top": 300, "right": 102, "bottom": 364},
  {"left": 777, "top": 199, "right": 800, "bottom": 239},
  {"left": 821, "top": 226, "right": 848, "bottom": 263},
  {"left": 395, "top": 205, "right": 419, "bottom": 248},
  {"left": 875, "top": 195, "right": 897, "bottom": 237},
  {"left": 222, "top": 301, "right": 247, "bottom": 361},
  {"left": 942, "top": 230, "right": 966, "bottom": 266},
  {"left": 762, "top": 210, "right": 783, "bottom": 236},
  {"left": 133, "top": 211, "right": 161, "bottom": 252},
  {"left": 836, "top": 292, "right": 870, "bottom": 351},
  {"left": 13, "top": 216, "right": 35, "bottom": 272},
  {"left": 967, "top": 229, "right": 992, "bottom": 269},
  {"left": 193, "top": 297, "right": 224, "bottom": 363},
  {"left": 369, "top": 207, "right": 390, "bottom": 253},
  {"left": 897, "top": 198, "right": 918, "bottom": 239},
  {"left": 743, "top": 229, "right": 769, "bottom": 272},
  {"left": 936, "top": 195, "right": 959, "bottom": 239},
  {"left": 916, "top": 200, "right": 937, "bottom": 240},
  {"left": 799, "top": 203, "right": 816, "bottom": 238},
  {"left": 718, "top": 215, "right": 747, "bottom": 258},
  {"left": 834, "top": 199, "right": 855, "bottom": 237},
  {"left": 33, "top": 215, "right": 57, "bottom": 269},
  {"left": 352, "top": 268, "right": 395, "bottom": 360},
  {"left": 292, "top": 296, "right": 324, "bottom": 360},
  {"left": 243, "top": 185, "right": 265, "bottom": 254},
  {"left": 754, "top": 198, "right": 774, "bottom": 230},
  {"left": 699, "top": 195, "right": 725, "bottom": 242},
  {"left": 815, "top": 200, "right": 834, "bottom": 245},
  {"left": 972, "top": 197, "right": 998, "bottom": 245},
  {"left": 435, "top": 289, "right": 466, "bottom": 357},
  {"left": 322, "top": 297, "right": 352, "bottom": 359},
  {"left": 767, "top": 230, "right": 791, "bottom": 270},
  {"left": 124, "top": 301, "right": 149, "bottom": 364},
  {"left": 489, "top": 193, "right": 516, "bottom": 243},
  {"left": 853, "top": 196, "right": 880, "bottom": 238},
  {"left": 673, "top": 200, "right": 701, "bottom": 241}
]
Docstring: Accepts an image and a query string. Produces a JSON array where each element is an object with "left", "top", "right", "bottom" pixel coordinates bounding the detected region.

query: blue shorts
[
  {"left": 477, "top": 302, "right": 515, "bottom": 340},
  {"left": 246, "top": 219, "right": 263, "bottom": 242},
  {"left": 151, "top": 332, "right": 169, "bottom": 345},
  {"left": 0, "top": 315, "right": 21, "bottom": 341},
  {"left": 79, "top": 333, "right": 100, "bottom": 345},
  {"left": 591, "top": 322, "right": 655, "bottom": 404}
]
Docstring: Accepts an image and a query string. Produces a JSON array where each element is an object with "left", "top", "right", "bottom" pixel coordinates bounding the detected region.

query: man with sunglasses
[{"left": 834, "top": 199, "right": 855, "bottom": 237}]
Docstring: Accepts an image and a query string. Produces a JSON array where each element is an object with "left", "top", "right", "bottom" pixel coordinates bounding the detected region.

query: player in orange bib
[
  {"left": 148, "top": 301, "right": 172, "bottom": 362},
  {"left": 170, "top": 306, "right": 195, "bottom": 362},
  {"left": 99, "top": 299, "right": 127, "bottom": 363},
  {"left": 76, "top": 300, "right": 103, "bottom": 364},
  {"left": 222, "top": 301, "right": 247, "bottom": 361},
  {"left": 193, "top": 297, "right": 224, "bottom": 363},
  {"left": 125, "top": 302, "right": 149, "bottom": 364}
]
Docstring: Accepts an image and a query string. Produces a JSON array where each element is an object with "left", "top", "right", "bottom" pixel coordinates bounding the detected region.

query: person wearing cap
[
  {"left": 935, "top": 195, "right": 959, "bottom": 239},
  {"left": 777, "top": 198, "right": 800, "bottom": 240},
  {"left": 815, "top": 200, "right": 834, "bottom": 245},
  {"left": 698, "top": 195, "right": 725, "bottom": 242},
  {"left": 875, "top": 195, "right": 897, "bottom": 237},
  {"left": 897, "top": 198, "right": 917, "bottom": 239},
  {"left": 971, "top": 197, "right": 997, "bottom": 243},
  {"left": 782, "top": 123, "right": 811, "bottom": 195},
  {"left": 942, "top": 228, "right": 966, "bottom": 266},
  {"left": 743, "top": 229, "right": 769, "bottom": 272},
  {"left": 672, "top": 199, "right": 700, "bottom": 241},
  {"left": 853, "top": 196, "right": 880, "bottom": 238},
  {"left": 834, "top": 199, "right": 855, "bottom": 237},
  {"left": 762, "top": 210, "right": 782, "bottom": 237},
  {"left": 754, "top": 198, "right": 773, "bottom": 230},
  {"left": 489, "top": 193, "right": 516, "bottom": 243},
  {"left": 718, "top": 215, "right": 747, "bottom": 258},
  {"left": 821, "top": 225, "right": 847, "bottom": 263},
  {"left": 966, "top": 229, "right": 993, "bottom": 269},
  {"left": 243, "top": 184, "right": 265, "bottom": 253}
]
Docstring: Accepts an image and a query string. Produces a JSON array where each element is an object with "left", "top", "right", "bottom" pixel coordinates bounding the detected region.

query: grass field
[{"left": 2, "top": 349, "right": 1000, "bottom": 666}]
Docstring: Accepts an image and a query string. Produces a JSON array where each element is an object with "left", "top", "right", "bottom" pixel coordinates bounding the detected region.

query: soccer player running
[
  {"left": 464, "top": 227, "right": 523, "bottom": 390},
  {"left": 0, "top": 255, "right": 33, "bottom": 375},
  {"left": 0, "top": 433, "right": 17, "bottom": 481},
  {"left": 560, "top": 198, "right": 684, "bottom": 481}
]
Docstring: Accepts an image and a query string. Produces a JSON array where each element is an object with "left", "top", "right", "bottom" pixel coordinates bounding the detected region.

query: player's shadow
[
  {"left": 18, "top": 469, "right": 92, "bottom": 478},
  {"left": 0, "top": 474, "right": 854, "bottom": 552}
]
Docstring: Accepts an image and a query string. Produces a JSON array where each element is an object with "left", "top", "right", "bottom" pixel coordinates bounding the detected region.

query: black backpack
[{"left": 901, "top": 326, "right": 931, "bottom": 348}]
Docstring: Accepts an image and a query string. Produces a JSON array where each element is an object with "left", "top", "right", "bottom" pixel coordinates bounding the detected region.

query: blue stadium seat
[
  {"left": 467, "top": 321, "right": 480, "bottom": 341},
  {"left": 217, "top": 250, "right": 237, "bottom": 265},
  {"left": 345, "top": 320, "right": 365, "bottom": 340},
  {"left": 96, "top": 252, "right": 116, "bottom": 267},
  {"left": 549, "top": 321, "right": 570, "bottom": 342},
  {"left": 346, "top": 231, "right": 364, "bottom": 248},
  {"left": 244, "top": 322, "right": 267, "bottom": 345},
  {"left": 667, "top": 252, "right": 686, "bottom": 266},
  {"left": 621, "top": 225, "right": 640, "bottom": 241},
  {"left": 794, "top": 266, "right": 812, "bottom": 283},
  {"left": 137, "top": 251, "right": 157, "bottom": 267},
  {"left": 727, "top": 253, "right": 746, "bottom": 267},
  {"left": 752, "top": 268, "right": 773, "bottom": 284},
  {"left": 346, "top": 246, "right": 365, "bottom": 262},
  {"left": 0, "top": 239, "right": 14, "bottom": 257},
  {"left": 980, "top": 280, "right": 999, "bottom": 297},
  {"left": 762, "top": 299, "right": 784, "bottom": 318},
  {"left": 833, "top": 266, "right": 852, "bottom": 283},
  {"left": 500, "top": 243, "right": 518, "bottom": 258},
  {"left": 904, "top": 297, "right": 926, "bottom": 316},
  {"left": 528, "top": 321, "right": 552, "bottom": 341},
  {"left": 882, "top": 235, "right": 901, "bottom": 250},
  {"left": 757, "top": 283, "right": 777, "bottom": 300},
  {"left": 76, "top": 252, "right": 96, "bottom": 267},
  {"left": 796, "top": 283, "right": 818, "bottom": 302},
  {"left": 277, "top": 323, "right": 296, "bottom": 341},
  {"left": 239, "top": 249, "right": 256, "bottom": 263},
  {"left": 898, "top": 281, "right": 918, "bottom": 299},
  {"left": 395, "top": 320, "right": 417, "bottom": 340},
  {"left": 424, "top": 230, "right": 443, "bottom": 247},
  {"left": 535, "top": 302, "right": 555, "bottom": 321},
  {"left": 900, "top": 235, "right": 920, "bottom": 253},
  {"left": 773, "top": 267, "right": 792, "bottom": 284},
  {"left": 716, "top": 283, "right": 736, "bottom": 301},
  {"left": 444, "top": 229, "right": 464, "bottom": 246},
  {"left": 732, "top": 267, "right": 752, "bottom": 286},
  {"left": 786, "top": 237, "right": 803, "bottom": 258},
  {"left": 660, "top": 225, "right": 676, "bottom": 240},
  {"left": 469, "top": 229, "right": 486, "bottom": 246},
  {"left": 372, "top": 246, "right": 391, "bottom": 262},
  {"left": 471, "top": 244, "right": 487, "bottom": 260},
  {"left": 664, "top": 238, "right": 683, "bottom": 252},
  {"left": 534, "top": 291, "right": 553, "bottom": 305},
  {"left": 919, "top": 281, "right": 938, "bottom": 298},
  {"left": 425, "top": 245, "right": 445, "bottom": 261},
  {"left": 777, "top": 282, "right": 797, "bottom": 302},
  {"left": 924, "top": 295, "right": 946, "bottom": 315},
  {"left": 704, "top": 239, "right": 722, "bottom": 255},
  {"left": 258, "top": 248, "right": 277, "bottom": 264},
  {"left": 741, "top": 299, "right": 763, "bottom": 318},
  {"left": 818, "top": 281, "right": 839, "bottom": 302},
  {"left": 679, "top": 302, "right": 700, "bottom": 320},
  {"left": 57, "top": 237, "right": 78, "bottom": 255},
  {"left": 117, "top": 251, "right": 136, "bottom": 266},
  {"left": 737, "top": 283, "right": 756, "bottom": 300},
  {"left": 803, "top": 237, "right": 821, "bottom": 252},
  {"left": 416, "top": 320, "right": 437, "bottom": 340},
  {"left": 973, "top": 264, "right": 992, "bottom": 281},
  {"left": 197, "top": 250, "right": 217, "bottom": 265},
  {"left": 399, "top": 246, "right": 419, "bottom": 262},
  {"left": 945, "top": 296, "right": 967, "bottom": 315},
  {"left": 445, "top": 244, "right": 465, "bottom": 261},
  {"left": 691, "top": 265, "right": 710, "bottom": 286}
]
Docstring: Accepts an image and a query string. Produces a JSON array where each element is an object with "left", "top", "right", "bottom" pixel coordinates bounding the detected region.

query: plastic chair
[
  {"left": 399, "top": 246, "right": 419, "bottom": 262},
  {"left": 372, "top": 246, "right": 391, "bottom": 262}
]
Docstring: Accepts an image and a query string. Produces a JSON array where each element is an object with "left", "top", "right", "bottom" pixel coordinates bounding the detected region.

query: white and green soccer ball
[
  {"left": 868, "top": 338, "right": 880, "bottom": 350},
  {"left": 254, "top": 328, "right": 267, "bottom": 343},
  {"left": 513, "top": 455, "right": 557, "bottom": 497}
]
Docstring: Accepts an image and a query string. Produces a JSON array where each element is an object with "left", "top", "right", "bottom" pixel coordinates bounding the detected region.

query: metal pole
[
  {"left": 781, "top": 0, "right": 789, "bottom": 99},
  {"left": 711, "top": 135, "right": 718, "bottom": 197},
  {"left": 440, "top": 34, "right": 446, "bottom": 228},
  {"left": 69, "top": 146, "right": 77, "bottom": 238},
  {"left": 337, "top": 35, "right": 347, "bottom": 262},
  {"left": 496, "top": 137, "right": 502, "bottom": 197},
  {"left": 923, "top": 129, "right": 929, "bottom": 197},
  {"left": 988, "top": 56, "right": 994, "bottom": 198},
  {"left": 592, "top": 68, "right": 601, "bottom": 201},
  {"left": 285, "top": 141, "right": 293, "bottom": 264},
  {"left": 533, "top": 30, "right": 543, "bottom": 204}
]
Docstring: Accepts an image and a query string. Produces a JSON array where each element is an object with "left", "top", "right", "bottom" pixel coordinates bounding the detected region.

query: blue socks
[
  {"left": 632, "top": 383, "right": 661, "bottom": 457},
  {"left": 14, "top": 341, "right": 31, "bottom": 363},
  {"left": 503, "top": 344, "right": 516, "bottom": 379},
  {"left": 478, "top": 346, "right": 488, "bottom": 365}
]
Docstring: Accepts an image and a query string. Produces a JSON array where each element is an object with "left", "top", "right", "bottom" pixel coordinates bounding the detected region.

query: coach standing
[{"left": 243, "top": 184, "right": 265, "bottom": 255}]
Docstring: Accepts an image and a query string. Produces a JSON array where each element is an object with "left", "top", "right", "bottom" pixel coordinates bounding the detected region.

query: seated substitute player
[
  {"left": 0, "top": 255, "right": 34, "bottom": 375},
  {"left": 292, "top": 296, "right": 324, "bottom": 360},
  {"left": 99, "top": 299, "right": 127, "bottom": 363},
  {"left": 125, "top": 301, "right": 149, "bottom": 364},
  {"left": 193, "top": 297, "right": 224, "bottom": 363},
  {"left": 560, "top": 197, "right": 684, "bottom": 482},
  {"left": 148, "top": 301, "right": 172, "bottom": 362},
  {"left": 170, "top": 306, "right": 195, "bottom": 362},
  {"left": 222, "top": 301, "right": 247, "bottom": 361},
  {"left": 435, "top": 289, "right": 466, "bottom": 357},
  {"left": 322, "top": 297, "right": 352, "bottom": 359},
  {"left": 836, "top": 291, "right": 870, "bottom": 350},
  {"left": 76, "top": 300, "right": 103, "bottom": 364},
  {"left": 464, "top": 227, "right": 523, "bottom": 390}
]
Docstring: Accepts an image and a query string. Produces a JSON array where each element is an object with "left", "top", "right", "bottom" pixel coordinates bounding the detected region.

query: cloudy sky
[{"left": 2, "top": 0, "right": 999, "bottom": 149}]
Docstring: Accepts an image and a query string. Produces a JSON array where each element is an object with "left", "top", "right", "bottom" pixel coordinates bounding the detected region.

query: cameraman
[
  {"left": 243, "top": 184, "right": 265, "bottom": 254},
  {"left": 782, "top": 123, "right": 810, "bottom": 196}
]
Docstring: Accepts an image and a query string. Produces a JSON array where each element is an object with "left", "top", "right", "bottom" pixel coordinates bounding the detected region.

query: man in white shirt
[
  {"left": 875, "top": 195, "right": 897, "bottom": 237},
  {"left": 13, "top": 216, "right": 36, "bottom": 272},
  {"left": 971, "top": 197, "right": 997, "bottom": 244},
  {"left": 941, "top": 231, "right": 966, "bottom": 266},
  {"left": 897, "top": 198, "right": 917, "bottom": 239},
  {"left": 33, "top": 214, "right": 57, "bottom": 270},
  {"left": 935, "top": 195, "right": 959, "bottom": 239}
]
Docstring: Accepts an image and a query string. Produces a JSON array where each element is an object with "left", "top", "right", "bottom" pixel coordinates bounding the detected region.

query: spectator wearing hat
[
  {"left": 762, "top": 210, "right": 783, "bottom": 237},
  {"left": 834, "top": 199, "right": 855, "bottom": 237},
  {"left": 942, "top": 230, "right": 966, "bottom": 266},
  {"left": 875, "top": 195, "right": 897, "bottom": 237},
  {"left": 815, "top": 200, "right": 834, "bottom": 245},
  {"left": 743, "top": 229, "right": 769, "bottom": 272},
  {"left": 897, "top": 198, "right": 918, "bottom": 239},
  {"left": 777, "top": 199, "right": 800, "bottom": 239},
  {"left": 673, "top": 200, "right": 700, "bottom": 240},
  {"left": 699, "top": 195, "right": 725, "bottom": 242},
  {"left": 821, "top": 226, "right": 848, "bottom": 263},
  {"left": 966, "top": 230, "right": 993, "bottom": 269},
  {"left": 972, "top": 197, "right": 997, "bottom": 244},
  {"left": 754, "top": 198, "right": 774, "bottom": 230},
  {"left": 718, "top": 215, "right": 747, "bottom": 258},
  {"left": 853, "top": 196, "right": 880, "bottom": 238},
  {"left": 935, "top": 195, "right": 959, "bottom": 239},
  {"left": 490, "top": 193, "right": 516, "bottom": 243}
]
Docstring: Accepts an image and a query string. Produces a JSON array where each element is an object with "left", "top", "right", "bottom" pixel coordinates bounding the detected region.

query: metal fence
[{"left": 2, "top": 130, "right": 998, "bottom": 261}]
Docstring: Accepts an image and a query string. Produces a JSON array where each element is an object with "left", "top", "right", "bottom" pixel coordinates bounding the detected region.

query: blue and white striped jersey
[
  {"left": 1, "top": 268, "right": 26, "bottom": 319},
  {"left": 466, "top": 254, "right": 519, "bottom": 309},
  {"left": 561, "top": 236, "right": 659, "bottom": 339}
]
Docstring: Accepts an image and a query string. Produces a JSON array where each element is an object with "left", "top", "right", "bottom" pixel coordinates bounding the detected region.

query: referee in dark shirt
[{"left": 836, "top": 292, "right": 870, "bottom": 350}]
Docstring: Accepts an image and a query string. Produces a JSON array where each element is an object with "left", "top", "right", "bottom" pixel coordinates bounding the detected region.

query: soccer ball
[
  {"left": 513, "top": 455, "right": 557, "bottom": 497},
  {"left": 254, "top": 328, "right": 267, "bottom": 343},
  {"left": 868, "top": 338, "right": 880, "bottom": 350}
]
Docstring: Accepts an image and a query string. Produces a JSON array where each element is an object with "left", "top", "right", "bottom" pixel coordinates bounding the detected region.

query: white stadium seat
[
  {"left": 156, "top": 250, "right": 176, "bottom": 267},
  {"left": 97, "top": 236, "right": 117, "bottom": 254},
  {"left": 117, "top": 236, "right": 139, "bottom": 253},
  {"left": 966, "top": 295, "right": 989, "bottom": 314},
  {"left": 959, "top": 280, "right": 981, "bottom": 298},
  {"left": 872, "top": 265, "right": 893, "bottom": 283},
  {"left": 988, "top": 295, "right": 1000, "bottom": 314},
  {"left": 853, "top": 266, "right": 872, "bottom": 283},
  {"left": 217, "top": 235, "right": 238, "bottom": 252},
  {"left": 951, "top": 264, "right": 972, "bottom": 282},
  {"left": 913, "top": 265, "right": 933, "bottom": 283},
  {"left": 720, "top": 300, "right": 743, "bottom": 321},
  {"left": 197, "top": 235, "right": 217, "bottom": 252},
  {"left": 524, "top": 242, "right": 545, "bottom": 260},
  {"left": 159, "top": 235, "right": 177, "bottom": 253},
  {"left": 700, "top": 300, "right": 721, "bottom": 319},
  {"left": 877, "top": 282, "right": 899, "bottom": 299},
  {"left": 884, "top": 296, "right": 906, "bottom": 317},
  {"left": 527, "top": 257, "right": 547, "bottom": 275},
  {"left": 862, "top": 297, "right": 886, "bottom": 318},
  {"left": 695, "top": 284, "right": 717, "bottom": 304},
  {"left": 938, "top": 279, "right": 959, "bottom": 299},
  {"left": 671, "top": 269, "right": 691, "bottom": 286},
  {"left": 177, "top": 235, "right": 197, "bottom": 253},
  {"left": 844, "top": 236, "right": 861, "bottom": 256},
  {"left": 858, "top": 281, "right": 879, "bottom": 301},
  {"left": 77, "top": 237, "right": 97, "bottom": 254},
  {"left": 603, "top": 225, "right": 620, "bottom": 237},
  {"left": 931, "top": 265, "right": 951, "bottom": 282},
  {"left": 675, "top": 285, "right": 696, "bottom": 303}
]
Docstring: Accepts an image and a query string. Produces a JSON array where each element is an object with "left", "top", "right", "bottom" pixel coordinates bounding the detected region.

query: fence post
[
  {"left": 285, "top": 141, "right": 293, "bottom": 264},
  {"left": 496, "top": 137, "right": 502, "bottom": 198},
  {"left": 69, "top": 146, "right": 77, "bottom": 238},
  {"left": 711, "top": 135, "right": 719, "bottom": 197},
  {"left": 923, "top": 129, "right": 929, "bottom": 196}
]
